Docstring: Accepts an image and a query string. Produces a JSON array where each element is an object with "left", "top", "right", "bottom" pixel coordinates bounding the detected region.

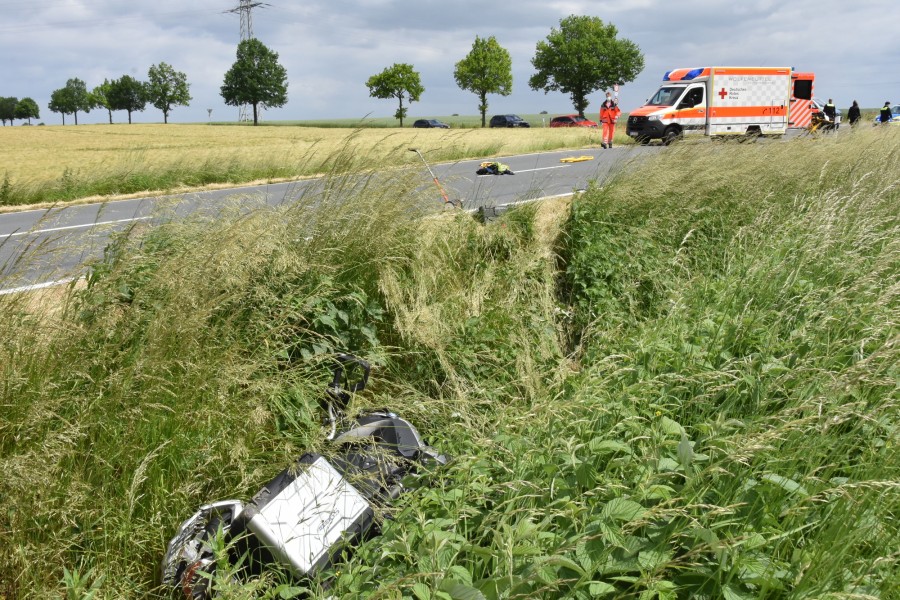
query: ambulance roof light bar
[{"left": 663, "top": 68, "right": 704, "bottom": 82}]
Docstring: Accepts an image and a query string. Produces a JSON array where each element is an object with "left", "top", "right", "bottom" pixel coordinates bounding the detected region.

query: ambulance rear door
[{"left": 789, "top": 72, "right": 815, "bottom": 129}]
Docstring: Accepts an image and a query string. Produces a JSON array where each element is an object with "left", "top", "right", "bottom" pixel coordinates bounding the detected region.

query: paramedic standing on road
[{"left": 599, "top": 91, "right": 621, "bottom": 149}]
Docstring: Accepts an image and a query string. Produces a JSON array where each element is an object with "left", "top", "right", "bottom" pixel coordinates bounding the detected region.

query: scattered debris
[
  {"left": 476, "top": 161, "right": 515, "bottom": 175},
  {"left": 161, "top": 355, "right": 448, "bottom": 598}
]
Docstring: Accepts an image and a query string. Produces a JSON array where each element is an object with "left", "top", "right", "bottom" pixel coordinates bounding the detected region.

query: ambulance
[{"left": 625, "top": 66, "right": 816, "bottom": 144}]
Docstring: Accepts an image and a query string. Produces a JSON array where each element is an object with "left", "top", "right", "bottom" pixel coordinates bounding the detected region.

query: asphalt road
[{"left": 0, "top": 144, "right": 660, "bottom": 294}]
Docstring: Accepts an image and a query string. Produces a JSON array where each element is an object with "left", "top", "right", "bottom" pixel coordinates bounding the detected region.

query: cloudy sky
[{"left": 2, "top": 0, "right": 898, "bottom": 124}]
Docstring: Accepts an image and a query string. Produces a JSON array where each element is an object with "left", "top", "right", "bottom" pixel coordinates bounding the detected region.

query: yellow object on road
[{"left": 560, "top": 156, "right": 594, "bottom": 163}]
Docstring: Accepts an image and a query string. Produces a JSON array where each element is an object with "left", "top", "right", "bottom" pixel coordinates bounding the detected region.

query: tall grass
[
  {"left": 551, "top": 129, "right": 900, "bottom": 599},
  {"left": 1, "top": 128, "right": 897, "bottom": 599}
]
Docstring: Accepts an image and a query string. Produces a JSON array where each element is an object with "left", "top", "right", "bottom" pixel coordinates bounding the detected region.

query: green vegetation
[
  {"left": 13, "top": 97, "right": 40, "bottom": 125},
  {"left": 1, "top": 128, "right": 897, "bottom": 599},
  {"left": 48, "top": 78, "right": 93, "bottom": 126},
  {"left": 366, "top": 63, "right": 425, "bottom": 127},
  {"left": 0, "top": 96, "right": 18, "bottom": 125},
  {"left": 106, "top": 75, "right": 151, "bottom": 125},
  {"left": 454, "top": 36, "right": 514, "bottom": 128},
  {"left": 221, "top": 39, "right": 289, "bottom": 127},
  {"left": 530, "top": 15, "right": 644, "bottom": 117},
  {"left": 146, "top": 62, "right": 192, "bottom": 125}
]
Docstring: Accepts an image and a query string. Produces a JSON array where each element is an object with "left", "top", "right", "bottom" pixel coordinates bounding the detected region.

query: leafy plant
[{"left": 61, "top": 565, "right": 105, "bottom": 600}]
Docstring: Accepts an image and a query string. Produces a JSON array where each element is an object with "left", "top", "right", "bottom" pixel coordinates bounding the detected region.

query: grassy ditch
[{"left": 0, "top": 128, "right": 898, "bottom": 599}]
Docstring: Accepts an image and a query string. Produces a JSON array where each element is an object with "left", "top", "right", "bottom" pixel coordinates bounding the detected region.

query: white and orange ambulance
[{"left": 625, "top": 66, "right": 816, "bottom": 143}]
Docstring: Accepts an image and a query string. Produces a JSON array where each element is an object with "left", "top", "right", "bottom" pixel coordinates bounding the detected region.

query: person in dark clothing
[
  {"left": 847, "top": 100, "right": 861, "bottom": 126},
  {"left": 879, "top": 102, "right": 893, "bottom": 124}
]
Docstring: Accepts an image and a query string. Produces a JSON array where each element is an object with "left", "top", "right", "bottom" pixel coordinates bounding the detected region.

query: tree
[
  {"left": 454, "top": 36, "right": 513, "bottom": 128},
  {"left": 47, "top": 79, "right": 93, "bottom": 125},
  {"left": 64, "top": 78, "right": 93, "bottom": 125},
  {"left": 93, "top": 79, "right": 115, "bottom": 124},
  {"left": 0, "top": 97, "right": 18, "bottom": 125},
  {"left": 530, "top": 15, "right": 644, "bottom": 117},
  {"left": 366, "top": 63, "right": 424, "bottom": 127},
  {"left": 220, "top": 38, "right": 288, "bottom": 126},
  {"left": 15, "top": 97, "right": 40, "bottom": 124},
  {"left": 146, "top": 62, "right": 191, "bottom": 124},
  {"left": 48, "top": 88, "right": 71, "bottom": 125},
  {"left": 108, "top": 75, "right": 148, "bottom": 124}
]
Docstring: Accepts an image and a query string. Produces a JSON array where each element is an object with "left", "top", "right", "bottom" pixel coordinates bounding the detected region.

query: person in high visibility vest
[
  {"left": 598, "top": 91, "right": 621, "bottom": 149},
  {"left": 879, "top": 102, "right": 893, "bottom": 124},
  {"left": 823, "top": 99, "right": 836, "bottom": 122}
]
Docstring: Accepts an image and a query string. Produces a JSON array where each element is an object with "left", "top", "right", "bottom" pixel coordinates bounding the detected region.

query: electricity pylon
[{"left": 226, "top": 1, "right": 268, "bottom": 122}]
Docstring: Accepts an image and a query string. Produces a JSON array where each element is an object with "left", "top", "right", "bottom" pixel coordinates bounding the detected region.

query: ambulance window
[
  {"left": 648, "top": 86, "right": 683, "bottom": 106},
  {"left": 794, "top": 79, "right": 812, "bottom": 100},
  {"left": 678, "top": 87, "right": 704, "bottom": 109}
]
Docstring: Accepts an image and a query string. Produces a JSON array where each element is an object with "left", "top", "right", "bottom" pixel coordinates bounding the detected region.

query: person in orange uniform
[{"left": 599, "top": 91, "right": 621, "bottom": 149}]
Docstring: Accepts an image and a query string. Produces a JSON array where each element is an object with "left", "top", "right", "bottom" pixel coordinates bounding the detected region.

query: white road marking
[
  {"left": 0, "top": 277, "right": 79, "bottom": 296},
  {"left": 0, "top": 216, "right": 151, "bottom": 240},
  {"left": 477, "top": 165, "right": 567, "bottom": 177}
]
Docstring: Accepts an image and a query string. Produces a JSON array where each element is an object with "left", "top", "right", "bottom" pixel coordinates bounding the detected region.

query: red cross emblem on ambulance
[{"left": 718, "top": 88, "right": 728, "bottom": 100}]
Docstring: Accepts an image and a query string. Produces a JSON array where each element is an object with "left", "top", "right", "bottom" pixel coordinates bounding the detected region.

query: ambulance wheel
[{"left": 662, "top": 127, "right": 681, "bottom": 146}]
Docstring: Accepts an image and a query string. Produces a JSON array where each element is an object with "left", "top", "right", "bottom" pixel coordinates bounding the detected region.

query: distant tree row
[
  {"left": 368, "top": 15, "right": 645, "bottom": 126},
  {"left": 2, "top": 14, "right": 642, "bottom": 127},
  {"left": 30, "top": 42, "right": 283, "bottom": 127},
  {"left": 0, "top": 96, "right": 40, "bottom": 125},
  {"left": 0, "top": 35, "right": 290, "bottom": 127},
  {"left": 42, "top": 63, "right": 192, "bottom": 126}
]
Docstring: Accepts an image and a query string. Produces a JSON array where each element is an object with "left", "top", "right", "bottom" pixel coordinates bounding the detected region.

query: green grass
[{"left": 1, "top": 128, "right": 898, "bottom": 599}]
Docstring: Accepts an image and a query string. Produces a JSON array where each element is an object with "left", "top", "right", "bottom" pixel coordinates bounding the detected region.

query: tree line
[
  {"left": 0, "top": 61, "right": 193, "bottom": 126},
  {"left": 1, "top": 15, "right": 643, "bottom": 127},
  {"left": 372, "top": 15, "right": 644, "bottom": 127}
]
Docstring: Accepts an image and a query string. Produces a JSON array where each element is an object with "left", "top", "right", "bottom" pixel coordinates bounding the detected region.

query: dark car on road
[
  {"left": 489, "top": 114, "right": 530, "bottom": 128},
  {"left": 549, "top": 115, "right": 598, "bottom": 128},
  {"left": 413, "top": 119, "right": 450, "bottom": 129}
]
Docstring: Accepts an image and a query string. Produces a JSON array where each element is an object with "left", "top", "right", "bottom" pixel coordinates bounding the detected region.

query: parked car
[
  {"left": 489, "top": 114, "right": 530, "bottom": 128},
  {"left": 550, "top": 115, "right": 598, "bottom": 128},
  {"left": 413, "top": 119, "right": 449, "bottom": 129},
  {"left": 874, "top": 104, "right": 900, "bottom": 124}
]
